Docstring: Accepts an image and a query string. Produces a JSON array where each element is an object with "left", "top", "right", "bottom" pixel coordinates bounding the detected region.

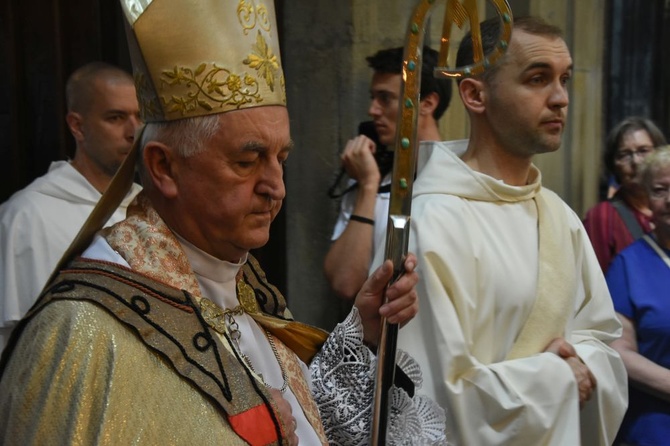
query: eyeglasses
[
  {"left": 615, "top": 146, "right": 654, "bottom": 164},
  {"left": 650, "top": 186, "right": 670, "bottom": 200}
]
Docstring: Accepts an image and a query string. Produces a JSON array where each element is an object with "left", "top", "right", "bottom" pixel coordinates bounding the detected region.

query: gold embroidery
[
  {"left": 160, "top": 64, "right": 262, "bottom": 115},
  {"left": 243, "top": 31, "right": 279, "bottom": 92},
  {"left": 237, "top": 280, "right": 260, "bottom": 315},
  {"left": 255, "top": 4, "right": 270, "bottom": 32},
  {"left": 199, "top": 297, "right": 233, "bottom": 335},
  {"left": 237, "top": 0, "right": 271, "bottom": 35}
]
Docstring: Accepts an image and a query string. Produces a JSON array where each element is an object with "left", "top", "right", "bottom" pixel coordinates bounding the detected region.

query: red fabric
[
  {"left": 583, "top": 197, "right": 653, "bottom": 273},
  {"left": 229, "top": 403, "right": 281, "bottom": 445}
]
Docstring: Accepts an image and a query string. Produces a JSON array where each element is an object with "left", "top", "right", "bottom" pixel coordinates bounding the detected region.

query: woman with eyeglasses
[
  {"left": 606, "top": 146, "right": 670, "bottom": 445},
  {"left": 584, "top": 117, "right": 667, "bottom": 272}
]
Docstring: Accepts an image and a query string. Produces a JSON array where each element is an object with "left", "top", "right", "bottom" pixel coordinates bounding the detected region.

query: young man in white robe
[
  {"left": 373, "top": 15, "right": 628, "bottom": 445},
  {"left": 0, "top": 62, "right": 142, "bottom": 349}
]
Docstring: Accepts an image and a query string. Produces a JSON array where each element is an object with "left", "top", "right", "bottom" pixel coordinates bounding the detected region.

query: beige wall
[{"left": 281, "top": 0, "right": 606, "bottom": 328}]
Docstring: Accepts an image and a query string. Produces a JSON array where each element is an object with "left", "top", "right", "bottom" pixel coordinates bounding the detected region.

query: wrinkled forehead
[{"left": 215, "top": 106, "right": 292, "bottom": 151}]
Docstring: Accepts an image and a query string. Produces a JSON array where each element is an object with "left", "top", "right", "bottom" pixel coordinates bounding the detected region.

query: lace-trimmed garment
[{"left": 310, "top": 308, "right": 448, "bottom": 445}]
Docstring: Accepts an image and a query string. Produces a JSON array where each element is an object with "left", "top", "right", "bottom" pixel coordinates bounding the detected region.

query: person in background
[
  {"left": 324, "top": 46, "right": 452, "bottom": 300},
  {"left": 377, "top": 15, "right": 628, "bottom": 445},
  {"left": 0, "top": 61, "right": 142, "bottom": 349},
  {"left": 607, "top": 146, "right": 670, "bottom": 446},
  {"left": 583, "top": 116, "right": 667, "bottom": 273}
]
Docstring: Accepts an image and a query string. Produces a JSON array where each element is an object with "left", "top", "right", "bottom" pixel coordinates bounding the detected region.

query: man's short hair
[
  {"left": 456, "top": 16, "right": 564, "bottom": 85},
  {"left": 366, "top": 46, "right": 452, "bottom": 120},
  {"left": 66, "top": 61, "right": 134, "bottom": 113}
]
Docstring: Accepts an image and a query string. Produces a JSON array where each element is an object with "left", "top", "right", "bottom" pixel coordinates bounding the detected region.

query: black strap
[{"left": 610, "top": 198, "right": 644, "bottom": 240}]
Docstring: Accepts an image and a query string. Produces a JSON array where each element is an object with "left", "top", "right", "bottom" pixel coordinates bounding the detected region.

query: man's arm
[{"left": 324, "top": 135, "right": 381, "bottom": 300}]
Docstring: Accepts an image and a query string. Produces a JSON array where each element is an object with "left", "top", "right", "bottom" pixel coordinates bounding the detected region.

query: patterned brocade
[
  {"left": 102, "top": 194, "right": 200, "bottom": 294},
  {"left": 120, "top": 0, "right": 286, "bottom": 122},
  {"left": 102, "top": 192, "right": 327, "bottom": 443}
]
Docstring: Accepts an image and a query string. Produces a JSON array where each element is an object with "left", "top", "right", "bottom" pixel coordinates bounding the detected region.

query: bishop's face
[{"left": 169, "top": 106, "right": 291, "bottom": 262}]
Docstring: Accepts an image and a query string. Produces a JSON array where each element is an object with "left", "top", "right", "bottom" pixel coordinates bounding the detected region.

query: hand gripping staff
[{"left": 370, "top": 1, "right": 513, "bottom": 444}]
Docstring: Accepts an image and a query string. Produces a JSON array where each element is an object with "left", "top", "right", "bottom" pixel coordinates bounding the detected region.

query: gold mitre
[{"left": 120, "top": 0, "right": 286, "bottom": 122}]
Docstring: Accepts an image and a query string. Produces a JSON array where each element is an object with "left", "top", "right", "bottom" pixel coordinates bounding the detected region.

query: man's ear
[
  {"left": 458, "top": 78, "right": 487, "bottom": 114},
  {"left": 143, "top": 142, "right": 179, "bottom": 198},
  {"left": 419, "top": 91, "right": 439, "bottom": 117},
  {"left": 66, "top": 112, "right": 84, "bottom": 141}
]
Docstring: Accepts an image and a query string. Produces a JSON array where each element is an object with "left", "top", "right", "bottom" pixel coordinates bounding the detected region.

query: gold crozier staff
[{"left": 371, "top": 0, "right": 513, "bottom": 443}]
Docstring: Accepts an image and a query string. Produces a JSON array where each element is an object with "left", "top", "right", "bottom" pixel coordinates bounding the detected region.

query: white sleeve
[{"left": 309, "top": 307, "right": 449, "bottom": 445}]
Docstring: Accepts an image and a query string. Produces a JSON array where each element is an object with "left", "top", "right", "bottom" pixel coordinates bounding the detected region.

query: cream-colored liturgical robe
[{"left": 375, "top": 140, "right": 628, "bottom": 445}]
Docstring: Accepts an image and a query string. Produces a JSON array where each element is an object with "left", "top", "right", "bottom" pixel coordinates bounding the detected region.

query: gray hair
[
  {"left": 640, "top": 145, "right": 670, "bottom": 192},
  {"left": 136, "top": 114, "right": 221, "bottom": 185},
  {"left": 140, "top": 114, "right": 221, "bottom": 158}
]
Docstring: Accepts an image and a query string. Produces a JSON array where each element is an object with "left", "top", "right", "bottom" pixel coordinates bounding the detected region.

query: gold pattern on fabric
[
  {"left": 101, "top": 192, "right": 328, "bottom": 439},
  {"left": 237, "top": 278, "right": 261, "bottom": 314},
  {"left": 243, "top": 31, "right": 281, "bottom": 92},
  {"left": 160, "top": 63, "right": 263, "bottom": 116},
  {"left": 199, "top": 297, "right": 233, "bottom": 334},
  {"left": 237, "top": 0, "right": 271, "bottom": 34},
  {"left": 238, "top": 258, "right": 329, "bottom": 364},
  {"left": 239, "top": 255, "right": 289, "bottom": 317},
  {"left": 103, "top": 193, "right": 328, "bottom": 365},
  {"left": 123, "top": 0, "right": 286, "bottom": 122},
  {"left": 6, "top": 259, "right": 285, "bottom": 444},
  {"left": 0, "top": 300, "right": 251, "bottom": 445},
  {"left": 102, "top": 192, "right": 201, "bottom": 295},
  {"left": 271, "top": 333, "right": 329, "bottom": 445}
]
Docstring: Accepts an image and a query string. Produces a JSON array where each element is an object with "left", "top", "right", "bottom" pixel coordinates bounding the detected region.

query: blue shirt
[{"left": 607, "top": 236, "right": 670, "bottom": 445}]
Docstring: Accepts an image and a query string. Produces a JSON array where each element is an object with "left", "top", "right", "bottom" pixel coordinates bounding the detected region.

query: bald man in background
[{"left": 0, "top": 61, "right": 142, "bottom": 349}]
